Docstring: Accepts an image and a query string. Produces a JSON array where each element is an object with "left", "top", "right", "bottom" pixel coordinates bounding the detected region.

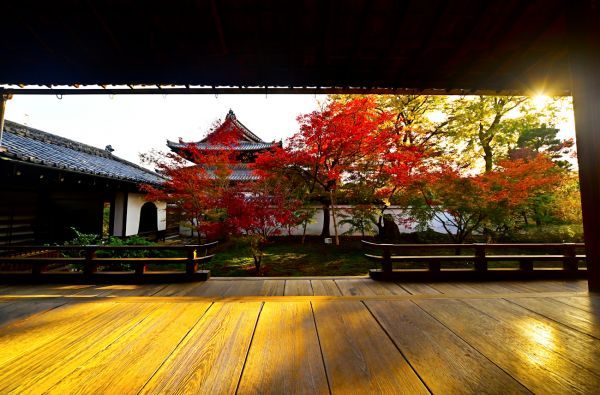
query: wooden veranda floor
[{"left": 0, "top": 278, "right": 599, "bottom": 394}]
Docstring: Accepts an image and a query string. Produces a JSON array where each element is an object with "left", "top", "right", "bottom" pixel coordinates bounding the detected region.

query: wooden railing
[
  {"left": 362, "top": 241, "right": 586, "bottom": 281},
  {"left": 0, "top": 242, "right": 218, "bottom": 282}
]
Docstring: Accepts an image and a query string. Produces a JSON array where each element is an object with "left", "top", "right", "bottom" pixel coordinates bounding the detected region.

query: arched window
[{"left": 138, "top": 202, "right": 158, "bottom": 234}]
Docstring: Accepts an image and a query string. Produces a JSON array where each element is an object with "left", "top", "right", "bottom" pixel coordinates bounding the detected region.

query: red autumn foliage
[
  {"left": 254, "top": 97, "right": 407, "bottom": 242},
  {"left": 142, "top": 129, "right": 300, "bottom": 272},
  {"left": 411, "top": 154, "right": 562, "bottom": 242}
]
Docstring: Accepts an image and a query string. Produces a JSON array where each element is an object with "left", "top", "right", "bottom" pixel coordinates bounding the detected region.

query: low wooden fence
[
  {"left": 362, "top": 241, "right": 586, "bottom": 281},
  {"left": 0, "top": 242, "right": 217, "bottom": 283}
]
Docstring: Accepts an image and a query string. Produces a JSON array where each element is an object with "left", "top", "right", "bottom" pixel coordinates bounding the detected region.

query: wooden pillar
[
  {"left": 0, "top": 93, "right": 13, "bottom": 151},
  {"left": 186, "top": 246, "right": 198, "bottom": 275},
  {"left": 569, "top": 1, "right": 600, "bottom": 291},
  {"left": 473, "top": 243, "right": 487, "bottom": 272}
]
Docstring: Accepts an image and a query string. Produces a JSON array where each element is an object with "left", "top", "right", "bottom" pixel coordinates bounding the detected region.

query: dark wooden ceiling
[{"left": 0, "top": 0, "right": 588, "bottom": 94}]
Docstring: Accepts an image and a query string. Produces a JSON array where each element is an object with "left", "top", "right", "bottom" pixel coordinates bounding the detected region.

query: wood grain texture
[
  {"left": 509, "top": 296, "right": 600, "bottom": 339},
  {"left": 151, "top": 282, "right": 205, "bottom": 296},
  {"left": 46, "top": 302, "right": 211, "bottom": 395},
  {"left": 552, "top": 294, "right": 600, "bottom": 313},
  {"left": 222, "top": 280, "right": 266, "bottom": 296},
  {"left": 335, "top": 279, "right": 409, "bottom": 296},
  {"left": 0, "top": 300, "right": 66, "bottom": 326},
  {"left": 366, "top": 300, "right": 528, "bottom": 394},
  {"left": 463, "top": 298, "right": 600, "bottom": 377},
  {"left": 416, "top": 298, "right": 600, "bottom": 393},
  {"left": 311, "top": 279, "right": 342, "bottom": 296},
  {"left": 260, "top": 279, "right": 285, "bottom": 296},
  {"left": 284, "top": 280, "right": 313, "bottom": 296},
  {"left": 397, "top": 282, "right": 441, "bottom": 295},
  {"left": 0, "top": 301, "right": 120, "bottom": 366},
  {"left": 184, "top": 280, "right": 238, "bottom": 297},
  {"left": 312, "top": 300, "right": 428, "bottom": 394},
  {"left": 237, "top": 302, "right": 329, "bottom": 394},
  {"left": 140, "top": 301, "right": 263, "bottom": 395},
  {"left": 0, "top": 302, "right": 157, "bottom": 393}
]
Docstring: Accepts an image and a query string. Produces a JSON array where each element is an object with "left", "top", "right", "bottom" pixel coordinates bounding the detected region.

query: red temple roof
[{"left": 167, "top": 110, "right": 279, "bottom": 152}]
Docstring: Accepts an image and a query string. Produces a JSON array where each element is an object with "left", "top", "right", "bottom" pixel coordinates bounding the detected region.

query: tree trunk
[
  {"left": 330, "top": 190, "right": 340, "bottom": 245},
  {"left": 253, "top": 255, "right": 261, "bottom": 274},
  {"left": 483, "top": 144, "right": 493, "bottom": 172},
  {"left": 301, "top": 221, "right": 308, "bottom": 244},
  {"left": 320, "top": 202, "right": 331, "bottom": 238}
]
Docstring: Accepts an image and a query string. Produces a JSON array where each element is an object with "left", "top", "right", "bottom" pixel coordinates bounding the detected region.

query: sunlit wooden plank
[
  {"left": 417, "top": 298, "right": 600, "bottom": 393},
  {"left": 237, "top": 302, "right": 328, "bottom": 394},
  {"left": 140, "top": 302, "right": 262, "bottom": 394},
  {"left": 366, "top": 300, "right": 528, "bottom": 394},
  {"left": 0, "top": 302, "right": 158, "bottom": 393},
  {"left": 312, "top": 300, "right": 428, "bottom": 394},
  {"left": 46, "top": 302, "right": 211, "bottom": 394}
]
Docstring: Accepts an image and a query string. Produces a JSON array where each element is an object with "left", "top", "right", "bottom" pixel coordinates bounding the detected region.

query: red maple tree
[
  {"left": 142, "top": 129, "right": 299, "bottom": 273},
  {"left": 254, "top": 97, "right": 398, "bottom": 244},
  {"left": 141, "top": 133, "right": 237, "bottom": 243},
  {"left": 407, "top": 154, "right": 562, "bottom": 243}
]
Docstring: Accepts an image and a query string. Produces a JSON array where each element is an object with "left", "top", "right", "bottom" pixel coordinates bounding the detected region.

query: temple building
[
  {"left": 0, "top": 120, "right": 167, "bottom": 245},
  {"left": 166, "top": 110, "right": 280, "bottom": 181}
]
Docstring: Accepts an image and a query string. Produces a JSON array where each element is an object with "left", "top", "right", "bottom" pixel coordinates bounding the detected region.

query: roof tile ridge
[
  {"left": 4, "top": 120, "right": 110, "bottom": 157},
  {"left": 5, "top": 120, "right": 164, "bottom": 180}
]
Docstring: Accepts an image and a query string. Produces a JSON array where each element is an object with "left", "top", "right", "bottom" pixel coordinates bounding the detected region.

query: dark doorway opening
[{"left": 138, "top": 202, "right": 158, "bottom": 234}]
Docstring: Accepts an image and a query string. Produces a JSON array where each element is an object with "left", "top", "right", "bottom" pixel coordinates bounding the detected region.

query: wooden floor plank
[
  {"left": 509, "top": 296, "right": 600, "bottom": 339},
  {"left": 185, "top": 281, "right": 235, "bottom": 297},
  {"left": 46, "top": 302, "right": 211, "bottom": 395},
  {"left": 222, "top": 280, "right": 265, "bottom": 296},
  {"left": 366, "top": 300, "right": 529, "bottom": 394},
  {"left": 0, "top": 300, "right": 66, "bottom": 327},
  {"left": 237, "top": 302, "right": 329, "bottom": 394},
  {"left": 0, "top": 284, "right": 95, "bottom": 296},
  {"left": 397, "top": 283, "right": 441, "bottom": 295},
  {"left": 428, "top": 282, "right": 483, "bottom": 295},
  {"left": 73, "top": 284, "right": 167, "bottom": 297},
  {"left": 311, "top": 279, "right": 342, "bottom": 296},
  {"left": 0, "top": 301, "right": 121, "bottom": 366},
  {"left": 335, "top": 279, "right": 409, "bottom": 296},
  {"left": 552, "top": 294, "right": 600, "bottom": 314},
  {"left": 260, "top": 279, "right": 285, "bottom": 296},
  {"left": 511, "top": 281, "right": 583, "bottom": 293},
  {"left": 284, "top": 280, "right": 313, "bottom": 296},
  {"left": 151, "top": 282, "right": 205, "bottom": 296},
  {"left": 416, "top": 298, "right": 600, "bottom": 393},
  {"left": 312, "top": 300, "right": 428, "bottom": 394},
  {"left": 463, "top": 298, "right": 600, "bottom": 377},
  {"left": 0, "top": 302, "right": 158, "bottom": 393},
  {"left": 140, "top": 301, "right": 263, "bottom": 395}
]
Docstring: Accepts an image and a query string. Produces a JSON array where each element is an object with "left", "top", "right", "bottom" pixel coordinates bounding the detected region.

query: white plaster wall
[
  {"left": 286, "top": 205, "right": 450, "bottom": 236},
  {"left": 125, "top": 193, "right": 167, "bottom": 236},
  {"left": 155, "top": 201, "right": 167, "bottom": 232},
  {"left": 177, "top": 205, "right": 452, "bottom": 237}
]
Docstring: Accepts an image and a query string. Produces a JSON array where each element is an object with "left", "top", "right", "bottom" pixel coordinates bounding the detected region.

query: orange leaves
[{"left": 421, "top": 154, "right": 562, "bottom": 216}]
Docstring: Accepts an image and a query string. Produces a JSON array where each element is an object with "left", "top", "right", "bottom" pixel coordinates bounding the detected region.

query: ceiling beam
[{"left": 0, "top": 86, "right": 557, "bottom": 96}]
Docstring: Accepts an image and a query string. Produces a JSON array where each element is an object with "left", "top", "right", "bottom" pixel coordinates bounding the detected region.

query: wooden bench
[
  {"left": 362, "top": 241, "right": 586, "bottom": 281},
  {"left": 0, "top": 242, "right": 218, "bottom": 283}
]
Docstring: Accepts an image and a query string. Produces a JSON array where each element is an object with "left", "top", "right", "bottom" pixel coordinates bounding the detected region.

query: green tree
[{"left": 513, "top": 125, "right": 575, "bottom": 169}]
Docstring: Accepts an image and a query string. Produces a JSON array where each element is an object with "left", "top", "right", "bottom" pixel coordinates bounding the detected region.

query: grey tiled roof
[
  {"left": 230, "top": 168, "right": 259, "bottom": 181},
  {"left": 0, "top": 120, "right": 164, "bottom": 185},
  {"left": 202, "top": 164, "right": 259, "bottom": 181}
]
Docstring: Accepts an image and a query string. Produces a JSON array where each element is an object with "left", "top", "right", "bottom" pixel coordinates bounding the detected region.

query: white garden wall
[{"left": 179, "top": 205, "right": 452, "bottom": 237}]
